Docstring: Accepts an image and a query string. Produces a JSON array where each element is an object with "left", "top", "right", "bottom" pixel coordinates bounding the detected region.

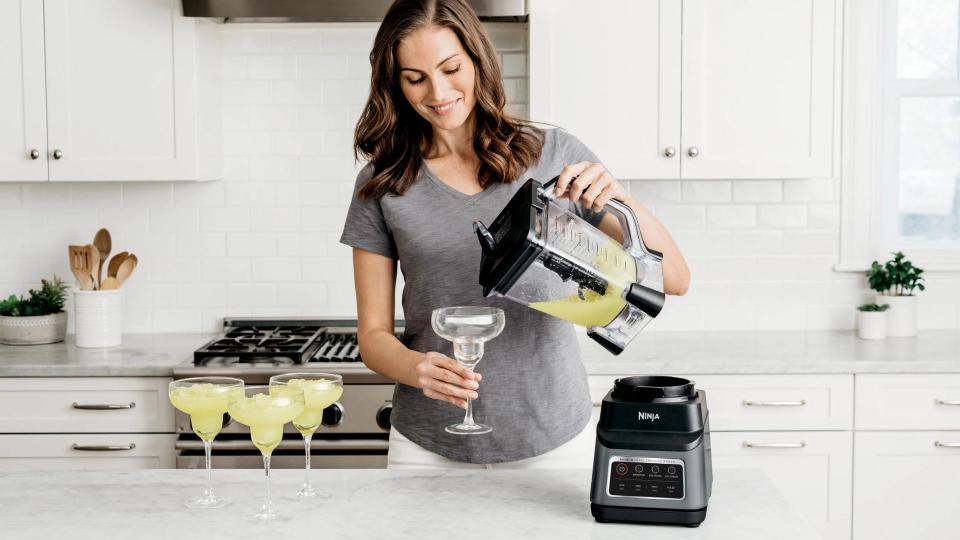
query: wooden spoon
[
  {"left": 107, "top": 251, "right": 129, "bottom": 279},
  {"left": 68, "top": 245, "right": 94, "bottom": 291},
  {"left": 100, "top": 277, "right": 121, "bottom": 290},
  {"left": 93, "top": 228, "right": 111, "bottom": 288},
  {"left": 84, "top": 244, "right": 100, "bottom": 290},
  {"left": 116, "top": 256, "right": 137, "bottom": 286}
]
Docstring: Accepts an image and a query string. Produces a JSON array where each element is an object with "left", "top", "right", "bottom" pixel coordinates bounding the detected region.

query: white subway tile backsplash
[
  {"left": 298, "top": 55, "right": 349, "bottom": 79},
  {"left": 2, "top": 24, "right": 955, "bottom": 334},
  {"left": 732, "top": 180, "right": 783, "bottom": 202},
  {"left": 682, "top": 181, "right": 731, "bottom": 203},
  {"left": 707, "top": 205, "right": 757, "bottom": 228}
]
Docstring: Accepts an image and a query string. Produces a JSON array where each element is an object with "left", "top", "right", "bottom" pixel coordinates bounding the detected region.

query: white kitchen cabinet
[
  {"left": 712, "top": 431, "right": 852, "bottom": 540},
  {"left": 529, "top": 0, "right": 839, "bottom": 180},
  {"left": 855, "top": 373, "right": 960, "bottom": 430},
  {"left": 528, "top": 0, "right": 681, "bottom": 179},
  {"left": 0, "top": 0, "right": 48, "bottom": 182},
  {"left": 0, "top": 377, "right": 176, "bottom": 470},
  {"left": 853, "top": 432, "right": 960, "bottom": 540},
  {"left": 0, "top": 0, "right": 221, "bottom": 182},
  {"left": 0, "top": 434, "right": 177, "bottom": 469}
]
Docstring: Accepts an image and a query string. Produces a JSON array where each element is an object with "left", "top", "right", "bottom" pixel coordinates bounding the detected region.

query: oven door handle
[{"left": 175, "top": 438, "right": 390, "bottom": 451}]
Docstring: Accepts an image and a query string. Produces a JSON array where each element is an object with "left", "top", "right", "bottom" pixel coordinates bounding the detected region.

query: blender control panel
[{"left": 607, "top": 456, "right": 684, "bottom": 500}]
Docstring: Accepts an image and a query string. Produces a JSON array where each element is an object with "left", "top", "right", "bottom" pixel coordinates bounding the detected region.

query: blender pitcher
[{"left": 474, "top": 176, "right": 665, "bottom": 355}]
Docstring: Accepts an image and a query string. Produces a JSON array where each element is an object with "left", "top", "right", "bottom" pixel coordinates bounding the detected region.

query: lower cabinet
[
  {"left": 0, "top": 434, "right": 177, "bottom": 469},
  {"left": 711, "top": 431, "right": 852, "bottom": 540},
  {"left": 853, "top": 431, "right": 960, "bottom": 540}
]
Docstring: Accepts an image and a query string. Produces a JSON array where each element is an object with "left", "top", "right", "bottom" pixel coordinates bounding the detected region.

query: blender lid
[
  {"left": 612, "top": 376, "right": 696, "bottom": 401},
  {"left": 476, "top": 178, "right": 546, "bottom": 296}
]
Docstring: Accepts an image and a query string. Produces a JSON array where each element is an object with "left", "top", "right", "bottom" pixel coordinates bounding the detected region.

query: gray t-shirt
[{"left": 339, "top": 128, "right": 603, "bottom": 463}]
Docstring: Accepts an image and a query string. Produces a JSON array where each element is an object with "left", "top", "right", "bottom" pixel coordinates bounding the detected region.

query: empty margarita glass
[{"left": 431, "top": 306, "right": 505, "bottom": 435}]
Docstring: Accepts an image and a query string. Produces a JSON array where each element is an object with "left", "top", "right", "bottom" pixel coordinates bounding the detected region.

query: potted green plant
[
  {"left": 856, "top": 303, "right": 889, "bottom": 340},
  {"left": 0, "top": 276, "right": 68, "bottom": 345},
  {"left": 865, "top": 251, "right": 925, "bottom": 338}
]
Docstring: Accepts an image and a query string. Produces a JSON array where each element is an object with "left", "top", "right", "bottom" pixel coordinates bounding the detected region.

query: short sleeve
[
  {"left": 338, "top": 164, "right": 399, "bottom": 259},
  {"left": 553, "top": 129, "right": 607, "bottom": 227}
]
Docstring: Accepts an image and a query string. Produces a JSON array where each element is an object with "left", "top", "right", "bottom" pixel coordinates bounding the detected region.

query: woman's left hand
[{"left": 553, "top": 161, "right": 628, "bottom": 213}]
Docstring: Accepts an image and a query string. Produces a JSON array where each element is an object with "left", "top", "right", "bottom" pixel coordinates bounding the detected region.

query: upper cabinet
[
  {"left": 0, "top": 0, "right": 221, "bottom": 182},
  {"left": 529, "top": 0, "right": 841, "bottom": 180}
]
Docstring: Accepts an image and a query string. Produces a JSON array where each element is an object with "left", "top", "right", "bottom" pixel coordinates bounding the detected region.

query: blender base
[{"left": 591, "top": 503, "right": 707, "bottom": 527}]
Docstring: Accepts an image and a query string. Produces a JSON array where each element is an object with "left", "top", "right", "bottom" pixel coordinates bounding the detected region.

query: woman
[{"left": 340, "top": 0, "right": 690, "bottom": 469}]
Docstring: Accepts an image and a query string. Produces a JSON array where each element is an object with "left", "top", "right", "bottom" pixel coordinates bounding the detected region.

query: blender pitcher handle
[{"left": 604, "top": 198, "right": 662, "bottom": 262}]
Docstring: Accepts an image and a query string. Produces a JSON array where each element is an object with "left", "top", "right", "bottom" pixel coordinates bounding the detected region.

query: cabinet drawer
[
  {"left": 712, "top": 431, "right": 852, "bottom": 540},
  {"left": 588, "top": 374, "right": 853, "bottom": 431},
  {"left": 856, "top": 374, "right": 960, "bottom": 430},
  {"left": 854, "top": 431, "right": 960, "bottom": 540},
  {"left": 0, "top": 377, "right": 174, "bottom": 433},
  {"left": 0, "top": 434, "right": 176, "bottom": 469}
]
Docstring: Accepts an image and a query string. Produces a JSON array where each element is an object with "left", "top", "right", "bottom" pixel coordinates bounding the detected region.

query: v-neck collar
[{"left": 421, "top": 160, "right": 499, "bottom": 205}]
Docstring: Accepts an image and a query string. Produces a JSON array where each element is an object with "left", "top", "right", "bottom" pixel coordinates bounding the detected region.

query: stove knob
[
  {"left": 376, "top": 404, "right": 393, "bottom": 431},
  {"left": 322, "top": 403, "right": 344, "bottom": 427}
]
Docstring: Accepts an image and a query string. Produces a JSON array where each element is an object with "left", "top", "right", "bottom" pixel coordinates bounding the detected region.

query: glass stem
[
  {"left": 463, "top": 397, "right": 477, "bottom": 427},
  {"left": 203, "top": 440, "right": 214, "bottom": 498},
  {"left": 262, "top": 454, "right": 273, "bottom": 515},
  {"left": 303, "top": 434, "right": 312, "bottom": 489}
]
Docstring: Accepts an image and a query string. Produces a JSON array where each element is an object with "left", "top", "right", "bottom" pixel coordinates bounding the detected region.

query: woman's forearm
[
  {"left": 623, "top": 195, "right": 691, "bottom": 296},
  {"left": 358, "top": 328, "right": 424, "bottom": 388}
]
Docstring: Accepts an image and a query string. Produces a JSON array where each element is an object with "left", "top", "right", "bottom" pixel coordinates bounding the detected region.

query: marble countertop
[
  {"left": 0, "top": 468, "right": 819, "bottom": 540},
  {"left": 1, "top": 329, "right": 958, "bottom": 377}
]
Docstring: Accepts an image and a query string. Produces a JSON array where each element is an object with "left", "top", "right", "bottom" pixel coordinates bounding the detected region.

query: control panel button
[
  {"left": 634, "top": 464, "right": 643, "bottom": 473},
  {"left": 651, "top": 465, "right": 660, "bottom": 474},
  {"left": 668, "top": 466, "right": 677, "bottom": 475},
  {"left": 615, "top": 463, "right": 629, "bottom": 476}
]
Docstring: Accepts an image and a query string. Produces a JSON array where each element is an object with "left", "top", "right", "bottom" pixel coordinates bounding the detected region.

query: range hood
[{"left": 181, "top": 0, "right": 527, "bottom": 23}]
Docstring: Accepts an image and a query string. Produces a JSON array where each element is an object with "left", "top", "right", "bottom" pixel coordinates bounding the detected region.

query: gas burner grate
[{"left": 194, "top": 326, "right": 325, "bottom": 365}]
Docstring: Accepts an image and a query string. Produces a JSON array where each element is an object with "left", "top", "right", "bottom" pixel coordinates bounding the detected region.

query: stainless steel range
[{"left": 172, "top": 317, "right": 397, "bottom": 469}]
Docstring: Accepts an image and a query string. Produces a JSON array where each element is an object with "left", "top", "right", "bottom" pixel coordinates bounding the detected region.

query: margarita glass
[
  {"left": 431, "top": 306, "right": 505, "bottom": 435},
  {"left": 168, "top": 377, "right": 244, "bottom": 508},
  {"left": 269, "top": 373, "right": 344, "bottom": 500},
  {"left": 228, "top": 385, "right": 305, "bottom": 523}
]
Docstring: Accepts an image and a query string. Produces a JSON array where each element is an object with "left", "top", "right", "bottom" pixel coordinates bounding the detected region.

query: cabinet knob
[
  {"left": 687, "top": 146, "right": 700, "bottom": 158},
  {"left": 29, "top": 149, "right": 40, "bottom": 160},
  {"left": 663, "top": 147, "right": 676, "bottom": 158},
  {"left": 52, "top": 149, "right": 63, "bottom": 160}
]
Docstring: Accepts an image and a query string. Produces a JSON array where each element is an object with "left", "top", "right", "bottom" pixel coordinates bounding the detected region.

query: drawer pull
[
  {"left": 935, "top": 399, "right": 960, "bottom": 406},
  {"left": 71, "top": 402, "right": 136, "bottom": 410},
  {"left": 742, "top": 441, "right": 806, "bottom": 449},
  {"left": 742, "top": 400, "right": 806, "bottom": 407},
  {"left": 71, "top": 443, "right": 137, "bottom": 452},
  {"left": 935, "top": 441, "right": 960, "bottom": 449},
  {"left": 591, "top": 401, "right": 602, "bottom": 407}
]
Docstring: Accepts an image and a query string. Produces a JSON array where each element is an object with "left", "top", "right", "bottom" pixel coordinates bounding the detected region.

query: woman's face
[{"left": 396, "top": 25, "right": 477, "bottom": 133}]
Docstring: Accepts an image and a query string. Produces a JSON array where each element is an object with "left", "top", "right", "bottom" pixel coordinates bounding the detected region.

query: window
[
  {"left": 882, "top": 0, "right": 960, "bottom": 248},
  {"left": 839, "top": 0, "right": 960, "bottom": 270}
]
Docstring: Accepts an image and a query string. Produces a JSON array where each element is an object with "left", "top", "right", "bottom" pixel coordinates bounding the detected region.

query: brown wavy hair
[{"left": 354, "top": 0, "right": 543, "bottom": 200}]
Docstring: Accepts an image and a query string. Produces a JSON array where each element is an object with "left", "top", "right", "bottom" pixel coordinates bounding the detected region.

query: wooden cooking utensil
[
  {"left": 84, "top": 244, "right": 100, "bottom": 290},
  {"left": 100, "top": 277, "right": 121, "bottom": 290},
  {"left": 68, "top": 245, "right": 94, "bottom": 291},
  {"left": 93, "top": 228, "right": 111, "bottom": 287},
  {"left": 116, "top": 256, "right": 137, "bottom": 286},
  {"left": 107, "top": 251, "right": 129, "bottom": 279}
]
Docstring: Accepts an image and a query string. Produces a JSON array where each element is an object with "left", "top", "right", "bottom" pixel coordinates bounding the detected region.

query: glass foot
[
  {"left": 286, "top": 484, "right": 331, "bottom": 501},
  {"left": 250, "top": 510, "right": 291, "bottom": 523},
  {"left": 445, "top": 422, "right": 492, "bottom": 435},
  {"left": 184, "top": 494, "right": 231, "bottom": 509}
]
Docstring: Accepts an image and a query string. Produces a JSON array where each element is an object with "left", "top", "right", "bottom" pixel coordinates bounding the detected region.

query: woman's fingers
[
  {"left": 554, "top": 162, "right": 592, "bottom": 196},
  {"left": 423, "top": 387, "right": 467, "bottom": 409},
  {"left": 417, "top": 352, "right": 481, "bottom": 407}
]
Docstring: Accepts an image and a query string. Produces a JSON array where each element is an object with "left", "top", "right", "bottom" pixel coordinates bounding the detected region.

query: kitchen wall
[{"left": 0, "top": 24, "right": 958, "bottom": 333}]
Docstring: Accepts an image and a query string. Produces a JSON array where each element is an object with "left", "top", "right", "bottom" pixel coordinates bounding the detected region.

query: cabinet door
[
  {"left": 0, "top": 434, "right": 176, "bottom": 469},
  {"left": 0, "top": 0, "right": 47, "bottom": 182},
  {"left": 529, "top": 0, "right": 681, "bottom": 179},
  {"left": 854, "top": 432, "right": 960, "bottom": 540},
  {"left": 42, "top": 0, "right": 200, "bottom": 181},
  {"left": 712, "top": 431, "right": 852, "bottom": 540},
  {"left": 680, "top": 0, "right": 838, "bottom": 179}
]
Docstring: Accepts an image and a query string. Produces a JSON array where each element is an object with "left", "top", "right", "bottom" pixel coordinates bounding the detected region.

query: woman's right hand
[{"left": 415, "top": 352, "right": 481, "bottom": 409}]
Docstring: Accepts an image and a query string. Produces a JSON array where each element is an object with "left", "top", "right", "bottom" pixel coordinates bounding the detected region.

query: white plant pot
[
  {"left": 857, "top": 310, "right": 887, "bottom": 340},
  {"left": 73, "top": 288, "right": 122, "bottom": 348},
  {"left": 876, "top": 294, "right": 917, "bottom": 338},
  {"left": 0, "top": 312, "right": 68, "bottom": 345}
]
